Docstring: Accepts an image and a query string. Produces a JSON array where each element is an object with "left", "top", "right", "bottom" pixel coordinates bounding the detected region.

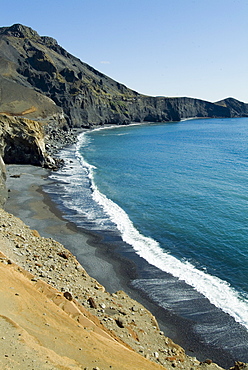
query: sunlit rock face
[{"left": 2, "top": 23, "right": 246, "bottom": 131}]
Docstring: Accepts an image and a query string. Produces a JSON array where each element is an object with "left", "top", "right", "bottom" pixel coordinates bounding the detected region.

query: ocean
[{"left": 45, "top": 117, "right": 248, "bottom": 365}]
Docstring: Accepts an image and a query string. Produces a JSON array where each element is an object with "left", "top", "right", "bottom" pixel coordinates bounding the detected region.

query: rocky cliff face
[
  {"left": 0, "top": 23, "right": 247, "bottom": 206},
  {"left": 0, "top": 112, "right": 66, "bottom": 205},
  {"left": 1, "top": 23, "right": 247, "bottom": 131},
  {"left": 215, "top": 98, "right": 248, "bottom": 117},
  {"left": 0, "top": 113, "right": 62, "bottom": 172}
]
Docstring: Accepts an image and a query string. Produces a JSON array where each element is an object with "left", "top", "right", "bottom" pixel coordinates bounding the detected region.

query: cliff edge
[
  {"left": 1, "top": 23, "right": 247, "bottom": 131},
  {"left": 0, "top": 23, "right": 248, "bottom": 369}
]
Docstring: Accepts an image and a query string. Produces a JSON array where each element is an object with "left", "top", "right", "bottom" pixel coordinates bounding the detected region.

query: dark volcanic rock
[
  {"left": 1, "top": 23, "right": 245, "bottom": 129},
  {"left": 215, "top": 98, "right": 248, "bottom": 117},
  {"left": 0, "top": 23, "right": 247, "bottom": 207}
]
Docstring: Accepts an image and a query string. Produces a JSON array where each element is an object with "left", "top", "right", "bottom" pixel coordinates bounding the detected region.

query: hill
[
  {"left": 0, "top": 23, "right": 248, "bottom": 369},
  {"left": 1, "top": 23, "right": 247, "bottom": 132}
]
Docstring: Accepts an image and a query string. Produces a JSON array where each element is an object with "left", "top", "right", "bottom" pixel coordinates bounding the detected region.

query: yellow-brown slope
[{"left": 0, "top": 255, "right": 165, "bottom": 370}]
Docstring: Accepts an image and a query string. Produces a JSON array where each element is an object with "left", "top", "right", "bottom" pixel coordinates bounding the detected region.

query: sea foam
[
  {"left": 79, "top": 131, "right": 248, "bottom": 330},
  {"left": 49, "top": 129, "right": 248, "bottom": 332}
]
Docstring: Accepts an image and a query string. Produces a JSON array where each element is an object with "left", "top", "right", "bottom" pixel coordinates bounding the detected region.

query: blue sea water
[{"left": 46, "top": 117, "right": 248, "bottom": 363}]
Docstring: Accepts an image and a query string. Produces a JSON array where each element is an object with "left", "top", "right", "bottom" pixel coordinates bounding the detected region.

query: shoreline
[
  {"left": 4, "top": 164, "right": 199, "bottom": 370},
  {"left": 49, "top": 131, "right": 248, "bottom": 366},
  {"left": 4, "top": 163, "right": 248, "bottom": 368}
]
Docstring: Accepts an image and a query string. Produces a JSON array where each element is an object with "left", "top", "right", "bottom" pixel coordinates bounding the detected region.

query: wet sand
[
  {"left": 5, "top": 164, "right": 248, "bottom": 368},
  {"left": 5, "top": 164, "right": 133, "bottom": 293}
]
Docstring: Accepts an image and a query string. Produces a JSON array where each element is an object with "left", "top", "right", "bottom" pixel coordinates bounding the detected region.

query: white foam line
[
  {"left": 88, "top": 166, "right": 248, "bottom": 330},
  {"left": 73, "top": 128, "right": 248, "bottom": 330}
]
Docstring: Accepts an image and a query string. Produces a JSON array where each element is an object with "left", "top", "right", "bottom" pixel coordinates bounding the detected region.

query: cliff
[
  {"left": 0, "top": 23, "right": 247, "bottom": 201},
  {"left": 1, "top": 23, "right": 247, "bottom": 132},
  {"left": 0, "top": 114, "right": 50, "bottom": 165},
  {"left": 0, "top": 22, "right": 246, "bottom": 218},
  {"left": 215, "top": 97, "right": 248, "bottom": 117},
  {"left": 0, "top": 113, "right": 65, "bottom": 204},
  {"left": 0, "top": 24, "right": 248, "bottom": 369}
]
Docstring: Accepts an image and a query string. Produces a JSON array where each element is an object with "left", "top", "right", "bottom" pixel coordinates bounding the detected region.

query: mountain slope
[
  {"left": 1, "top": 23, "right": 247, "bottom": 129},
  {"left": 215, "top": 97, "right": 248, "bottom": 117}
]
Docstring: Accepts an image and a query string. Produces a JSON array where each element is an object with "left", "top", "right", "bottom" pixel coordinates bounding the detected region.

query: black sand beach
[{"left": 5, "top": 163, "right": 248, "bottom": 368}]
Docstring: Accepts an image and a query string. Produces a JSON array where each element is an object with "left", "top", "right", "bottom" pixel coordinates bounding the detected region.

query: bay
[
  {"left": 46, "top": 117, "right": 248, "bottom": 365},
  {"left": 81, "top": 118, "right": 248, "bottom": 304}
]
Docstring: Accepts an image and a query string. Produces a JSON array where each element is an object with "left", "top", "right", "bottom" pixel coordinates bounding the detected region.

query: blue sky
[{"left": 1, "top": 0, "right": 247, "bottom": 102}]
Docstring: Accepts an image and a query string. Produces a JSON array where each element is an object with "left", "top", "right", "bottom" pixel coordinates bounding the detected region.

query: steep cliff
[
  {"left": 0, "top": 114, "right": 58, "bottom": 168},
  {"left": 0, "top": 23, "right": 247, "bottom": 206},
  {"left": 1, "top": 23, "right": 246, "bottom": 130},
  {"left": 215, "top": 97, "right": 248, "bottom": 117}
]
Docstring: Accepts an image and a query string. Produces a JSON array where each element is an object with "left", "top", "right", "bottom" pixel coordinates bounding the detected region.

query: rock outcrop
[
  {"left": 0, "top": 111, "right": 70, "bottom": 205},
  {"left": 0, "top": 114, "right": 54, "bottom": 167}
]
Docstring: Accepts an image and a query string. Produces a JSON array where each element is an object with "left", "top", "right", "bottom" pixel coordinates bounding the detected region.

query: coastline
[
  {"left": 1, "top": 22, "right": 247, "bottom": 370},
  {"left": 4, "top": 164, "right": 199, "bottom": 370},
  {"left": 5, "top": 162, "right": 248, "bottom": 369},
  {"left": 0, "top": 208, "right": 167, "bottom": 370}
]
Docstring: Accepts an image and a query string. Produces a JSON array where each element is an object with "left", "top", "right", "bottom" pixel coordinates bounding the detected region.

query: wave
[
  {"left": 90, "top": 182, "right": 248, "bottom": 330},
  {"left": 50, "top": 129, "right": 248, "bottom": 331}
]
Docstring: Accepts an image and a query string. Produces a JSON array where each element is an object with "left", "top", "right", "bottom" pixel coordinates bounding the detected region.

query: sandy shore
[
  {"left": 2, "top": 164, "right": 247, "bottom": 370},
  {"left": 1, "top": 164, "right": 217, "bottom": 370},
  {"left": 5, "top": 164, "right": 124, "bottom": 293}
]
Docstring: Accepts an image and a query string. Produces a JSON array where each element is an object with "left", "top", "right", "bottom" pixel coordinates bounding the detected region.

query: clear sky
[{"left": 1, "top": 0, "right": 247, "bottom": 102}]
